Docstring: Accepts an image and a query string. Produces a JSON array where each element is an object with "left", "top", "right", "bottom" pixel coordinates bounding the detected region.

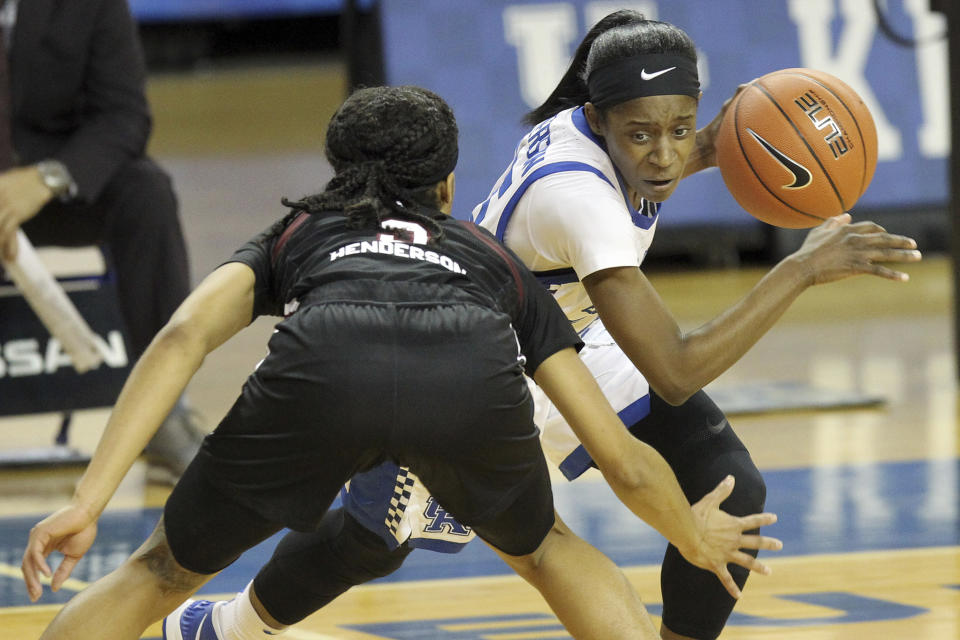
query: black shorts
[{"left": 164, "top": 300, "right": 555, "bottom": 572}]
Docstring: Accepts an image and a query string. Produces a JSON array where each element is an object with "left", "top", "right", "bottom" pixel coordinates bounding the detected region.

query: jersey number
[{"left": 380, "top": 219, "right": 430, "bottom": 245}]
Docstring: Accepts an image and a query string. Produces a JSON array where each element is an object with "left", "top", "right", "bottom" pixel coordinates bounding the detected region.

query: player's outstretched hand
[
  {"left": 684, "top": 475, "right": 782, "bottom": 599},
  {"left": 793, "top": 213, "right": 922, "bottom": 285},
  {"left": 21, "top": 504, "right": 98, "bottom": 602}
]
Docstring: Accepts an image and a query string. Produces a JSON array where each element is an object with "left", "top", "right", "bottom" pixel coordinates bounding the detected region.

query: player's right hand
[{"left": 21, "top": 504, "right": 99, "bottom": 602}]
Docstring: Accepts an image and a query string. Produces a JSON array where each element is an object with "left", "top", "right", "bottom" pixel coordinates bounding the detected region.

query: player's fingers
[
  {"left": 845, "top": 219, "right": 885, "bottom": 234},
  {"left": 21, "top": 545, "right": 51, "bottom": 602},
  {"left": 27, "top": 538, "right": 53, "bottom": 578},
  {"left": 729, "top": 550, "right": 773, "bottom": 576},
  {"left": 871, "top": 247, "right": 922, "bottom": 264},
  {"left": 737, "top": 512, "right": 778, "bottom": 530},
  {"left": 703, "top": 475, "right": 735, "bottom": 507},
  {"left": 22, "top": 570, "right": 42, "bottom": 602},
  {"left": 855, "top": 232, "right": 918, "bottom": 250},
  {"left": 714, "top": 566, "right": 742, "bottom": 600},
  {"left": 20, "top": 557, "right": 40, "bottom": 602},
  {"left": 825, "top": 212, "right": 852, "bottom": 227},
  {"left": 862, "top": 265, "right": 911, "bottom": 282},
  {"left": 737, "top": 533, "right": 783, "bottom": 551},
  {"left": 51, "top": 556, "right": 79, "bottom": 592}
]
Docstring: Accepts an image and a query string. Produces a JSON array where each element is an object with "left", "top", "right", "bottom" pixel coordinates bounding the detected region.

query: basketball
[{"left": 715, "top": 68, "right": 878, "bottom": 229}]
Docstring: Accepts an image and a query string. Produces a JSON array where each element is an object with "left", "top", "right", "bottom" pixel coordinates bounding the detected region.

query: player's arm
[
  {"left": 532, "top": 347, "right": 781, "bottom": 599},
  {"left": 74, "top": 262, "right": 255, "bottom": 512},
  {"left": 21, "top": 262, "right": 255, "bottom": 601},
  {"left": 584, "top": 215, "right": 920, "bottom": 405}
]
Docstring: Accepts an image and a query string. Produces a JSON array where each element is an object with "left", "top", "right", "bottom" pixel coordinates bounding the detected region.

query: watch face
[{"left": 39, "top": 162, "right": 69, "bottom": 194}]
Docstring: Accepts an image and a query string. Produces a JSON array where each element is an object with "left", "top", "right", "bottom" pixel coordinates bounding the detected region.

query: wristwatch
[{"left": 36, "top": 160, "right": 76, "bottom": 200}]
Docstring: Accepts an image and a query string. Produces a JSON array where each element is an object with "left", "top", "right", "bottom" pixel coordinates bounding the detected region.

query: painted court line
[{"left": 0, "top": 562, "right": 88, "bottom": 594}]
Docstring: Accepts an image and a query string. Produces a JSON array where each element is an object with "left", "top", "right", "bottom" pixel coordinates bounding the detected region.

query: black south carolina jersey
[
  {"left": 180, "top": 207, "right": 577, "bottom": 544},
  {"left": 228, "top": 208, "right": 582, "bottom": 376}
]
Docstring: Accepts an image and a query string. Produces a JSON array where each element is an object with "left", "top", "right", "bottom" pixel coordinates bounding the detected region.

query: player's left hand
[
  {"left": 684, "top": 82, "right": 754, "bottom": 177},
  {"left": 0, "top": 166, "right": 56, "bottom": 261},
  {"left": 21, "top": 504, "right": 98, "bottom": 602},
  {"left": 685, "top": 475, "right": 783, "bottom": 599}
]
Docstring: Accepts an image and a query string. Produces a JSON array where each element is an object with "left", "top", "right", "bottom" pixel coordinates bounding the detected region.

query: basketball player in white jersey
[{"left": 468, "top": 11, "right": 918, "bottom": 639}]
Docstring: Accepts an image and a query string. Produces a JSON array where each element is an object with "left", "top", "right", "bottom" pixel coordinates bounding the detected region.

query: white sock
[{"left": 213, "top": 581, "right": 286, "bottom": 639}]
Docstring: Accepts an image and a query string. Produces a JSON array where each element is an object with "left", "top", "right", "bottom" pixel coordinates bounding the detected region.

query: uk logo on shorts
[{"left": 423, "top": 498, "right": 472, "bottom": 537}]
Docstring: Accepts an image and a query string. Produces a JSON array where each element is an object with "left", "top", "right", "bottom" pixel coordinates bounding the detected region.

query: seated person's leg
[
  {"left": 93, "top": 157, "right": 189, "bottom": 361},
  {"left": 22, "top": 156, "right": 200, "bottom": 478},
  {"left": 98, "top": 157, "right": 199, "bottom": 477}
]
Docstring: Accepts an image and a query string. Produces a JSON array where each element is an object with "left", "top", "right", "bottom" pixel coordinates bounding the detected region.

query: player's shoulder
[{"left": 527, "top": 171, "right": 627, "bottom": 225}]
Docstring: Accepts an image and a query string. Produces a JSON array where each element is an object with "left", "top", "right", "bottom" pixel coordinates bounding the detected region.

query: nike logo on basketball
[
  {"left": 746, "top": 128, "right": 812, "bottom": 189},
  {"left": 640, "top": 67, "right": 676, "bottom": 81}
]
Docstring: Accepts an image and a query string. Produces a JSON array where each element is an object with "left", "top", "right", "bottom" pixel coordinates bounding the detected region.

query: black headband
[{"left": 587, "top": 53, "right": 700, "bottom": 109}]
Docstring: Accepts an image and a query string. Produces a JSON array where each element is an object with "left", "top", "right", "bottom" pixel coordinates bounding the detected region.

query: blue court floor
[{"left": 0, "top": 457, "right": 956, "bottom": 638}]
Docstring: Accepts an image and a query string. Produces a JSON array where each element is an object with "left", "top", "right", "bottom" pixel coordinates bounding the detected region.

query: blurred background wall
[{"left": 134, "top": 0, "right": 949, "bottom": 270}]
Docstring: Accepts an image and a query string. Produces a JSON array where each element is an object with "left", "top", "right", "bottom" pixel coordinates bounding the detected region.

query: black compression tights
[
  {"left": 252, "top": 390, "right": 766, "bottom": 638},
  {"left": 253, "top": 508, "right": 412, "bottom": 626},
  {"left": 629, "top": 390, "right": 767, "bottom": 639}
]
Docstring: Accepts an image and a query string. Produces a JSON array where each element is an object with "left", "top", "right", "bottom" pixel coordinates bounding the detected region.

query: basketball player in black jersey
[{"left": 21, "top": 85, "right": 782, "bottom": 640}]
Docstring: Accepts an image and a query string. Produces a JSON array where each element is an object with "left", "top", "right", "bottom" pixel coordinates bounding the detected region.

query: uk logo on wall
[{"left": 380, "top": 0, "right": 947, "bottom": 227}]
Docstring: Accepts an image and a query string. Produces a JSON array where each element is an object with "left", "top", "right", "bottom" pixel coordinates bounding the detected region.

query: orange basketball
[{"left": 715, "top": 68, "right": 877, "bottom": 229}]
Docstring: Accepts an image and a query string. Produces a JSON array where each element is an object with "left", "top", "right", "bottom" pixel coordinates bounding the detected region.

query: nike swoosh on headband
[
  {"left": 640, "top": 66, "right": 676, "bottom": 81},
  {"left": 746, "top": 128, "right": 812, "bottom": 189}
]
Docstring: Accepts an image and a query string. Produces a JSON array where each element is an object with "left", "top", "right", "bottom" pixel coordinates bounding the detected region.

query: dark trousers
[{"left": 22, "top": 156, "right": 190, "bottom": 360}]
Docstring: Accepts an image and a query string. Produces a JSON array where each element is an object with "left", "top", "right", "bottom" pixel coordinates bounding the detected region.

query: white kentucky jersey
[
  {"left": 472, "top": 106, "right": 659, "bottom": 479},
  {"left": 472, "top": 106, "right": 660, "bottom": 334},
  {"left": 527, "top": 318, "right": 652, "bottom": 479}
]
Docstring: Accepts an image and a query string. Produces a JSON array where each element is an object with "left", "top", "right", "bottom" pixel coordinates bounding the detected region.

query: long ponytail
[{"left": 523, "top": 10, "right": 646, "bottom": 126}]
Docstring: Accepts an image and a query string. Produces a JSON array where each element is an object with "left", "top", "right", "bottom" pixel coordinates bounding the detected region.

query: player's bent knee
[
  {"left": 702, "top": 446, "right": 767, "bottom": 518},
  {"left": 493, "top": 516, "right": 569, "bottom": 580},
  {"left": 132, "top": 518, "right": 209, "bottom": 596},
  {"left": 728, "top": 456, "right": 767, "bottom": 517}
]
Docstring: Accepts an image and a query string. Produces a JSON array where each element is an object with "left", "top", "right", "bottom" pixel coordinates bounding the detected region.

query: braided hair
[
  {"left": 524, "top": 10, "right": 697, "bottom": 126},
  {"left": 283, "top": 86, "right": 459, "bottom": 240}
]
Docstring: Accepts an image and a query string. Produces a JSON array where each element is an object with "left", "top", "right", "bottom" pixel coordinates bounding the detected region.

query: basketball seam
[
  {"left": 732, "top": 86, "right": 825, "bottom": 225},
  {"left": 754, "top": 79, "right": 847, "bottom": 212},
  {"left": 789, "top": 71, "right": 871, "bottom": 199}
]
